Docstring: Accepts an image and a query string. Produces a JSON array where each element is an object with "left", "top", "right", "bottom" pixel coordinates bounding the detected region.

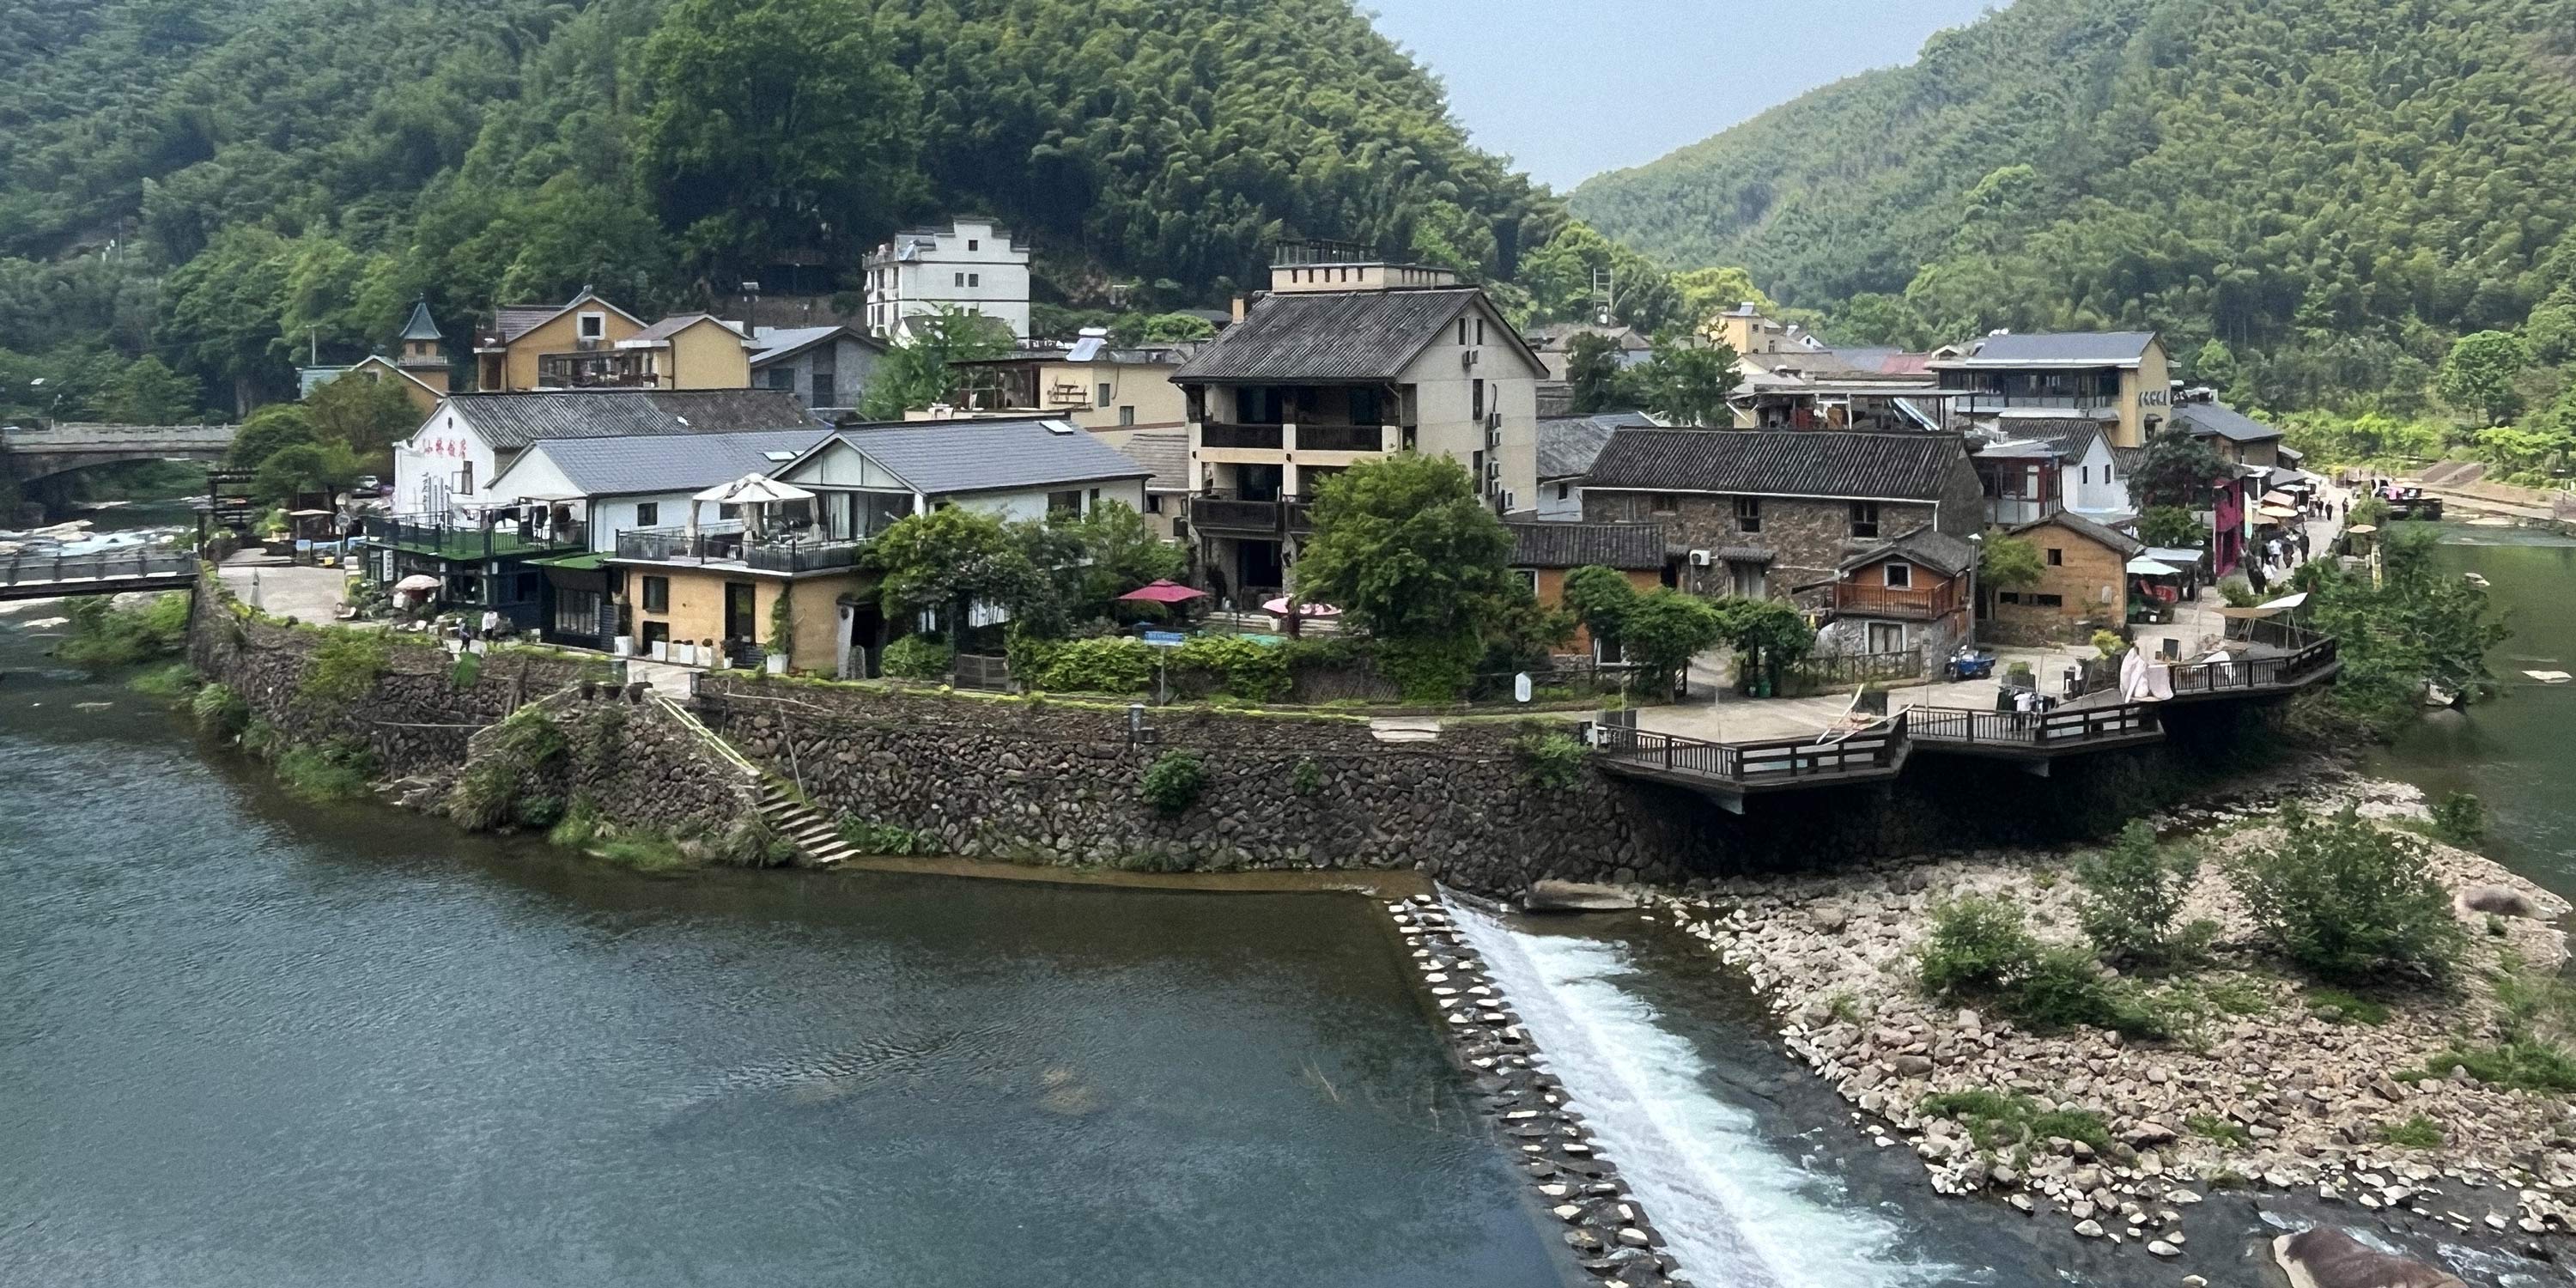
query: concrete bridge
[
  {"left": 0, "top": 546, "right": 199, "bottom": 602},
  {"left": 3, "top": 422, "right": 237, "bottom": 483}
]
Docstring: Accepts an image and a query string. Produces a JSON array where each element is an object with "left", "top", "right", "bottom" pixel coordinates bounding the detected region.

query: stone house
[
  {"left": 1989, "top": 511, "right": 2144, "bottom": 643},
  {"left": 1503, "top": 520, "right": 1668, "bottom": 656},
  {"left": 1815, "top": 527, "right": 1978, "bottom": 661},
  {"left": 747, "top": 324, "right": 886, "bottom": 412},
  {"left": 1578, "top": 428, "right": 1986, "bottom": 603}
]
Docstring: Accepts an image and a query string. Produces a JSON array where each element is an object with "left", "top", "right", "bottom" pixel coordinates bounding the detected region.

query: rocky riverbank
[
  {"left": 1384, "top": 896, "right": 1687, "bottom": 1288},
  {"left": 1659, "top": 764, "right": 2576, "bottom": 1277}
]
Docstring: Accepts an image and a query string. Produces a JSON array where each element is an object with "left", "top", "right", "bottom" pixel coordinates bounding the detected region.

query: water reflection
[{"left": 0, "top": 617, "right": 1571, "bottom": 1288}]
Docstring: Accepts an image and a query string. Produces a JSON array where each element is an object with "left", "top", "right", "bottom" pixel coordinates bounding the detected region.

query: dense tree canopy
[
  {"left": 1572, "top": 0, "right": 2576, "bottom": 412},
  {"left": 0, "top": 0, "right": 1573, "bottom": 419}
]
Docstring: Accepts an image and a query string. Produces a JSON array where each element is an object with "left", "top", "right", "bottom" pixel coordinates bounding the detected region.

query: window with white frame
[{"left": 1883, "top": 562, "right": 1912, "bottom": 588}]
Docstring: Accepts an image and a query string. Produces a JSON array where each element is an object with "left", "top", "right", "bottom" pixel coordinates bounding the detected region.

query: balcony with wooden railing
[
  {"left": 1832, "top": 578, "right": 1962, "bottom": 621},
  {"left": 1187, "top": 490, "right": 1315, "bottom": 535}
]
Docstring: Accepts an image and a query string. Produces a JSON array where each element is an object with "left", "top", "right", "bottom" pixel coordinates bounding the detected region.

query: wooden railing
[
  {"left": 1832, "top": 580, "right": 1960, "bottom": 621},
  {"left": 1595, "top": 714, "right": 1908, "bottom": 786},
  {"left": 2168, "top": 636, "right": 2339, "bottom": 696},
  {"left": 1293, "top": 422, "right": 1386, "bottom": 453},
  {"left": 1911, "top": 702, "right": 2161, "bottom": 748},
  {"left": 1200, "top": 422, "right": 1285, "bottom": 450}
]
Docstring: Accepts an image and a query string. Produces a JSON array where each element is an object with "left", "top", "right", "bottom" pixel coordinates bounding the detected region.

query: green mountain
[
  {"left": 0, "top": 0, "right": 1564, "bottom": 417},
  {"left": 1570, "top": 0, "right": 2576, "bottom": 408}
]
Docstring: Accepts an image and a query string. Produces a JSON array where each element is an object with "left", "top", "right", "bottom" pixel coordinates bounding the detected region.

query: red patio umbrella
[{"left": 1116, "top": 580, "right": 1207, "bottom": 605}]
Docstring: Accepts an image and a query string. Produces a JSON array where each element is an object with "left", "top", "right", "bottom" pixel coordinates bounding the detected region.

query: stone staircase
[
  {"left": 646, "top": 692, "right": 854, "bottom": 869},
  {"left": 754, "top": 784, "right": 857, "bottom": 867}
]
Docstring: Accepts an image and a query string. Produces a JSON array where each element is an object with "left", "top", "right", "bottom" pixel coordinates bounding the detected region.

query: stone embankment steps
[
  {"left": 647, "top": 693, "right": 854, "bottom": 869},
  {"left": 754, "top": 786, "right": 857, "bottom": 867}
]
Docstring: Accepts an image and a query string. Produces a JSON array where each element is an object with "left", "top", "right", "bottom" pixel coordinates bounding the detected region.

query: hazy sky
[{"left": 1363, "top": 0, "right": 2001, "bottom": 191}]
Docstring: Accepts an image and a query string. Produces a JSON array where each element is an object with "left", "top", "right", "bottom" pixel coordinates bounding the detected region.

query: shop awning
[
  {"left": 528, "top": 551, "right": 608, "bottom": 570},
  {"left": 2125, "top": 558, "right": 2182, "bottom": 577}
]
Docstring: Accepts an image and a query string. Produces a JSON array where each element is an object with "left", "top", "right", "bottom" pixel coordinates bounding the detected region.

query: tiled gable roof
[
  {"left": 2172, "top": 400, "right": 2283, "bottom": 443},
  {"left": 1842, "top": 526, "right": 1978, "bottom": 577},
  {"left": 1583, "top": 428, "right": 1969, "bottom": 501},
  {"left": 1943, "top": 331, "right": 2158, "bottom": 367},
  {"left": 1505, "top": 521, "right": 1667, "bottom": 570},
  {"left": 446, "top": 390, "right": 820, "bottom": 451},
  {"left": 1173, "top": 289, "right": 1504, "bottom": 382},
  {"left": 1537, "top": 411, "right": 1655, "bottom": 480},
  {"left": 788, "top": 418, "right": 1148, "bottom": 496},
  {"left": 502, "top": 428, "right": 835, "bottom": 497},
  {"left": 2009, "top": 509, "right": 2147, "bottom": 557},
  {"left": 1113, "top": 430, "right": 1189, "bottom": 491}
]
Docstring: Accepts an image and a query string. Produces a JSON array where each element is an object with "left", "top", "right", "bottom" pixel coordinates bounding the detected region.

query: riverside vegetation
[{"left": 1671, "top": 766, "right": 2576, "bottom": 1259}]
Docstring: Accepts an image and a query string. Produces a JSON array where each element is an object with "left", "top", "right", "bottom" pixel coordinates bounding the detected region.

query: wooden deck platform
[
  {"left": 1589, "top": 630, "right": 2342, "bottom": 805},
  {"left": 1593, "top": 716, "right": 1911, "bottom": 813}
]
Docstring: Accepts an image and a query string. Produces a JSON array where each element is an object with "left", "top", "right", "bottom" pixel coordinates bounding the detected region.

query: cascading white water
[{"left": 1451, "top": 902, "right": 1957, "bottom": 1288}]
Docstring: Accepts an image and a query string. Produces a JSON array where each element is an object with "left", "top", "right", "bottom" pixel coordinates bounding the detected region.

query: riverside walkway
[{"left": 1592, "top": 631, "right": 2340, "bottom": 809}]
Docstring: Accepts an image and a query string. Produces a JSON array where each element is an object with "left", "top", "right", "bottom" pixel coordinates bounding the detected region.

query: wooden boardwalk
[{"left": 1591, "top": 632, "right": 2341, "bottom": 805}]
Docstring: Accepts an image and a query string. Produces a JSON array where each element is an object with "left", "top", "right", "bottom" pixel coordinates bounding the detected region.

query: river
[
  {"left": 5, "top": 510, "right": 2569, "bottom": 1287},
  {"left": 0, "top": 560, "right": 1573, "bottom": 1286},
  {"left": 2371, "top": 526, "right": 2576, "bottom": 898}
]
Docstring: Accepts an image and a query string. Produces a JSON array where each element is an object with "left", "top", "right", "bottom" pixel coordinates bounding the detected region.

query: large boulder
[
  {"left": 1523, "top": 880, "right": 1640, "bottom": 914},
  {"left": 2272, "top": 1229, "right": 2466, "bottom": 1288},
  {"left": 2458, "top": 884, "right": 2542, "bottom": 919}
]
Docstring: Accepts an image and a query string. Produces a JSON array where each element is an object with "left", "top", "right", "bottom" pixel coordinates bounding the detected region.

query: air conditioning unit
[
  {"left": 1689, "top": 550, "right": 1714, "bottom": 566},
  {"left": 1460, "top": 349, "right": 1480, "bottom": 370},
  {"left": 1486, "top": 411, "right": 1503, "bottom": 430}
]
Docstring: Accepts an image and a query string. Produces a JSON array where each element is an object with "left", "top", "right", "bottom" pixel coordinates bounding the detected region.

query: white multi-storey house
[{"left": 860, "top": 218, "right": 1032, "bottom": 343}]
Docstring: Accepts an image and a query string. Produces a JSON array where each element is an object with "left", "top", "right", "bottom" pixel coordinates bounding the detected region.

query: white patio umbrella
[
  {"left": 693, "top": 472, "right": 816, "bottom": 541},
  {"left": 2124, "top": 557, "right": 2181, "bottom": 577}
]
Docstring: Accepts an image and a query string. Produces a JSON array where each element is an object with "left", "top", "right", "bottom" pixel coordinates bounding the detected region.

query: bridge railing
[
  {"left": 0, "top": 545, "right": 196, "bottom": 589},
  {"left": 0, "top": 422, "right": 238, "bottom": 449}
]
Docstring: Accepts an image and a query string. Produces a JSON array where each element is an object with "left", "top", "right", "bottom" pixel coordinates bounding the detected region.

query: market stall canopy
[
  {"left": 393, "top": 574, "right": 441, "bottom": 592},
  {"left": 2257, "top": 504, "right": 2301, "bottom": 519},
  {"left": 2346, "top": 524, "right": 2379, "bottom": 535},
  {"left": 2216, "top": 605, "right": 2286, "bottom": 619},
  {"left": 2258, "top": 489, "right": 2300, "bottom": 507},
  {"left": 1117, "top": 580, "right": 1206, "bottom": 605},
  {"left": 2125, "top": 558, "right": 2182, "bottom": 577},
  {"left": 2257, "top": 592, "right": 2309, "bottom": 611}
]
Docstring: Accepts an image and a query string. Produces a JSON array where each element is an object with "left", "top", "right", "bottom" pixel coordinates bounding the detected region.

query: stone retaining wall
[
  {"left": 186, "top": 568, "right": 2303, "bottom": 896},
  {"left": 696, "top": 676, "right": 1716, "bottom": 897},
  {"left": 185, "top": 572, "right": 599, "bottom": 778}
]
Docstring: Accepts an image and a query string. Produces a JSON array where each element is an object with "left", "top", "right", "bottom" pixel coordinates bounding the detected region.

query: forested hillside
[
  {"left": 1571, "top": 0, "right": 2576, "bottom": 411},
  {"left": 0, "top": 0, "right": 1569, "bottom": 420}
]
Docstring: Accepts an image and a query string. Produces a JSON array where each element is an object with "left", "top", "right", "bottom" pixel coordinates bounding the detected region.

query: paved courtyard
[
  {"left": 217, "top": 555, "right": 348, "bottom": 623},
  {"left": 1638, "top": 483, "right": 2349, "bottom": 744}
]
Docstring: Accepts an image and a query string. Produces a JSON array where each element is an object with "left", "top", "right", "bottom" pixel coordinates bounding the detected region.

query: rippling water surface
[{"left": 0, "top": 611, "right": 1571, "bottom": 1288}]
